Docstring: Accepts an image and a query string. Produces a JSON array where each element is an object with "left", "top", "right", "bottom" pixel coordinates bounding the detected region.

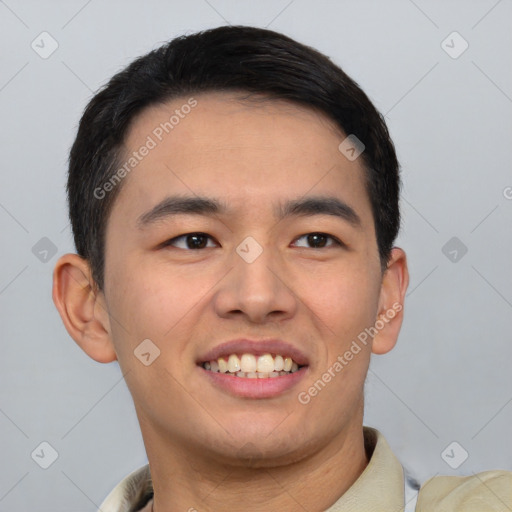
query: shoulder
[{"left": 416, "top": 470, "right": 512, "bottom": 511}]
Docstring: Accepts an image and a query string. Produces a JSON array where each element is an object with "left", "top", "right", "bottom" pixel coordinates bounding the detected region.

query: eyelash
[{"left": 162, "top": 232, "right": 344, "bottom": 250}]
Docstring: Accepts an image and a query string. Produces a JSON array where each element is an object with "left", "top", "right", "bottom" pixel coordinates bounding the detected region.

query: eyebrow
[{"left": 137, "top": 194, "right": 362, "bottom": 229}]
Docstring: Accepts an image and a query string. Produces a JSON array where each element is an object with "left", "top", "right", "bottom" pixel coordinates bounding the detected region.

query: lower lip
[{"left": 198, "top": 366, "right": 308, "bottom": 399}]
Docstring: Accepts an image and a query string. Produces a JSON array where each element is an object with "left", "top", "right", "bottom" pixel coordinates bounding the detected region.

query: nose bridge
[
  {"left": 214, "top": 234, "right": 297, "bottom": 322},
  {"left": 235, "top": 233, "right": 280, "bottom": 293}
]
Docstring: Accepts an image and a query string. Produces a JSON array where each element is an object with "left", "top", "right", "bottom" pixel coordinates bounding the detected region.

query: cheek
[
  {"left": 104, "top": 259, "right": 189, "bottom": 351},
  {"left": 298, "top": 262, "right": 380, "bottom": 343},
  {"left": 105, "top": 257, "right": 217, "bottom": 371},
  {"left": 298, "top": 267, "right": 377, "bottom": 419}
]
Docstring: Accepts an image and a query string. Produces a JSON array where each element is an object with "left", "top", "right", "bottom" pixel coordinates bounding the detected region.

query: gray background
[{"left": 1, "top": 1, "right": 511, "bottom": 510}]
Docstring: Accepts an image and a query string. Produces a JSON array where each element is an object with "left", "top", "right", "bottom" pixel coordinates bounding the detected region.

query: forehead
[
  {"left": 109, "top": 91, "right": 373, "bottom": 228},
  {"left": 126, "top": 91, "right": 344, "bottom": 157}
]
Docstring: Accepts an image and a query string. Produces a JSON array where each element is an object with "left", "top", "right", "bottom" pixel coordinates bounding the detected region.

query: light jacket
[{"left": 99, "top": 427, "right": 512, "bottom": 511}]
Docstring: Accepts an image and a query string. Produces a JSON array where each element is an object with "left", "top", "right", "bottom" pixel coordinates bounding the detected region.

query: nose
[{"left": 212, "top": 241, "right": 298, "bottom": 324}]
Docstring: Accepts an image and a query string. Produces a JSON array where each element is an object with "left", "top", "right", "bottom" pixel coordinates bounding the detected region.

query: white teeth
[
  {"left": 218, "top": 357, "right": 228, "bottom": 373},
  {"left": 240, "top": 354, "right": 257, "bottom": 373},
  {"left": 257, "top": 354, "right": 275, "bottom": 373},
  {"left": 228, "top": 354, "right": 241, "bottom": 373},
  {"left": 202, "top": 352, "right": 304, "bottom": 377}
]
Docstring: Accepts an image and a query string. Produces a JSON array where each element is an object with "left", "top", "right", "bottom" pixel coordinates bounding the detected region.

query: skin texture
[{"left": 53, "top": 92, "right": 409, "bottom": 511}]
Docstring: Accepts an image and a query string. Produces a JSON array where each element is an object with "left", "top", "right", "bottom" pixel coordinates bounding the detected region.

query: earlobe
[
  {"left": 52, "top": 253, "right": 117, "bottom": 363},
  {"left": 371, "top": 247, "right": 409, "bottom": 355}
]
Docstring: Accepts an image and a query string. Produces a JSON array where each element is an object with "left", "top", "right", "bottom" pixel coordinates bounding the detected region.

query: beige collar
[
  {"left": 325, "top": 427, "right": 405, "bottom": 511},
  {"left": 100, "top": 426, "right": 405, "bottom": 512}
]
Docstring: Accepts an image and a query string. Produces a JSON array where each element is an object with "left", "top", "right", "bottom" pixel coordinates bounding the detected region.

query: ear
[
  {"left": 52, "top": 253, "right": 117, "bottom": 363},
  {"left": 371, "top": 247, "right": 409, "bottom": 355}
]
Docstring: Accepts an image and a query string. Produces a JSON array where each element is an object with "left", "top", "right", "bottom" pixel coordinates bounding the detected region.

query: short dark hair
[{"left": 67, "top": 25, "right": 401, "bottom": 290}]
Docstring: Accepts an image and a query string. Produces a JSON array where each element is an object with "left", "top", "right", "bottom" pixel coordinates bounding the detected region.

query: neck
[{"left": 142, "top": 416, "right": 368, "bottom": 512}]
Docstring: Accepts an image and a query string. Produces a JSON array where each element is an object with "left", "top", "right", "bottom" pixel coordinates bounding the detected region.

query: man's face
[{"left": 102, "top": 92, "right": 385, "bottom": 465}]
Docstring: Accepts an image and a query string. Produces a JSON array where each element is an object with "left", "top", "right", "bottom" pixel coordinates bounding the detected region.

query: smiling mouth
[{"left": 200, "top": 352, "right": 306, "bottom": 378}]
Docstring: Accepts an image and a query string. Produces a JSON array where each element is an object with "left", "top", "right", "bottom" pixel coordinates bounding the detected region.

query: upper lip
[{"left": 197, "top": 338, "right": 309, "bottom": 366}]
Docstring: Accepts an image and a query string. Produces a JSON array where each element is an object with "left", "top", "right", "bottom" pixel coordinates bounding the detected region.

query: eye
[
  {"left": 162, "top": 232, "right": 218, "bottom": 250},
  {"left": 292, "top": 232, "right": 344, "bottom": 249}
]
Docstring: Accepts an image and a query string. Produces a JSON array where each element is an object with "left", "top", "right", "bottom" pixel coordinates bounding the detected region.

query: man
[{"left": 52, "top": 25, "right": 511, "bottom": 511}]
